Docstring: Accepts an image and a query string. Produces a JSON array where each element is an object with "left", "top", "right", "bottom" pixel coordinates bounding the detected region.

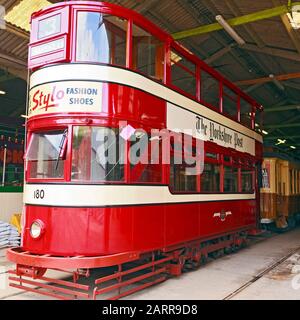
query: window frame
[
  {"left": 25, "top": 127, "right": 70, "bottom": 183},
  {"left": 169, "top": 135, "right": 201, "bottom": 194},
  {"left": 29, "top": 6, "right": 70, "bottom": 68},
  {"left": 73, "top": 9, "right": 129, "bottom": 66}
]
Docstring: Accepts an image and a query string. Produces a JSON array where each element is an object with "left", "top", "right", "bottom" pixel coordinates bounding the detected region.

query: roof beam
[
  {"left": 172, "top": 2, "right": 300, "bottom": 40},
  {"left": 264, "top": 135, "right": 300, "bottom": 140},
  {"left": 241, "top": 43, "right": 300, "bottom": 62},
  {"left": 132, "top": 0, "right": 162, "bottom": 14},
  {"left": 224, "top": 0, "right": 265, "bottom": 48},
  {"left": 176, "top": 0, "right": 267, "bottom": 82},
  {"left": 204, "top": 45, "right": 234, "bottom": 64},
  {"left": 5, "top": 22, "right": 29, "bottom": 40},
  {"left": 244, "top": 83, "right": 263, "bottom": 93},
  {"left": 0, "top": 51, "right": 27, "bottom": 67},
  {"left": 235, "top": 72, "right": 300, "bottom": 86},
  {"left": 264, "top": 104, "right": 300, "bottom": 112},
  {"left": 264, "top": 123, "right": 300, "bottom": 129},
  {"left": 146, "top": 10, "right": 209, "bottom": 59},
  {"left": 0, "top": 50, "right": 27, "bottom": 80},
  {"left": 284, "top": 82, "right": 300, "bottom": 89}
]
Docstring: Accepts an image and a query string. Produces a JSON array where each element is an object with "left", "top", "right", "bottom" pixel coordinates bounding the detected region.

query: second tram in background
[{"left": 261, "top": 153, "right": 300, "bottom": 230}]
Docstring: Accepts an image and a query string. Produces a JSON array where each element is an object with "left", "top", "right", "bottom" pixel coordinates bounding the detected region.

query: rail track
[{"left": 223, "top": 245, "right": 300, "bottom": 300}]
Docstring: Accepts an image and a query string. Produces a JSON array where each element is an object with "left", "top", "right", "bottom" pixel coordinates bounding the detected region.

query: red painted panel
[
  {"left": 23, "top": 206, "right": 106, "bottom": 256},
  {"left": 105, "top": 207, "right": 133, "bottom": 253},
  {"left": 23, "top": 200, "right": 257, "bottom": 257},
  {"left": 131, "top": 205, "right": 165, "bottom": 252}
]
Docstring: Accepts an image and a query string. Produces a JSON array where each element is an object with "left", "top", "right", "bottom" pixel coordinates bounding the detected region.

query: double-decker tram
[{"left": 7, "top": 1, "right": 263, "bottom": 299}]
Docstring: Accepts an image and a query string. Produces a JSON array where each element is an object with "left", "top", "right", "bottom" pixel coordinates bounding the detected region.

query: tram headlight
[{"left": 30, "top": 220, "right": 44, "bottom": 239}]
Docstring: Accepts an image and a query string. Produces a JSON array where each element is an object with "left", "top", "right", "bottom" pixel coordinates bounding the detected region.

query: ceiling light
[
  {"left": 215, "top": 15, "right": 245, "bottom": 45},
  {"left": 276, "top": 139, "right": 286, "bottom": 145},
  {"left": 0, "top": 90, "right": 6, "bottom": 95},
  {"left": 290, "top": 146, "right": 296, "bottom": 149},
  {"left": 262, "top": 130, "right": 268, "bottom": 135},
  {"left": 287, "top": 5, "right": 300, "bottom": 29}
]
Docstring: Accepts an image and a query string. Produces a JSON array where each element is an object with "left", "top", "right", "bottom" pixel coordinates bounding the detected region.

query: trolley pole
[{"left": 2, "top": 144, "right": 7, "bottom": 186}]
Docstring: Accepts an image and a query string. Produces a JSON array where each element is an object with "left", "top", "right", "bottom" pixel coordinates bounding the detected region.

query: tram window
[
  {"left": 201, "top": 163, "right": 220, "bottom": 192},
  {"left": 241, "top": 168, "right": 253, "bottom": 192},
  {"left": 206, "top": 152, "right": 218, "bottom": 160},
  {"left": 224, "top": 155, "right": 231, "bottom": 163},
  {"left": 132, "top": 24, "right": 165, "bottom": 81},
  {"left": 170, "top": 159, "right": 198, "bottom": 193},
  {"left": 38, "top": 14, "right": 61, "bottom": 39},
  {"left": 240, "top": 99, "right": 253, "bottom": 128},
  {"left": 201, "top": 70, "right": 220, "bottom": 109},
  {"left": 26, "top": 130, "right": 67, "bottom": 179},
  {"left": 76, "top": 12, "right": 127, "bottom": 66},
  {"left": 224, "top": 166, "right": 238, "bottom": 192},
  {"left": 129, "top": 132, "right": 163, "bottom": 183},
  {"left": 223, "top": 85, "right": 238, "bottom": 120},
  {"left": 171, "top": 49, "right": 196, "bottom": 97},
  {"left": 72, "top": 126, "right": 125, "bottom": 182}
]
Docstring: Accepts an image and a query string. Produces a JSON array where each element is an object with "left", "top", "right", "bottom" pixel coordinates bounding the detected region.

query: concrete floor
[{"left": 1, "top": 228, "right": 300, "bottom": 300}]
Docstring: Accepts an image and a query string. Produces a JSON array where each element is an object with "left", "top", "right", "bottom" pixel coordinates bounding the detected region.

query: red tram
[{"left": 7, "top": 1, "right": 263, "bottom": 299}]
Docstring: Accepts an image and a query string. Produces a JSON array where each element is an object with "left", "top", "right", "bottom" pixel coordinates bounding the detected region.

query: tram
[
  {"left": 261, "top": 155, "right": 300, "bottom": 229},
  {"left": 7, "top": 1, "right": 263, "bottom": 299}
]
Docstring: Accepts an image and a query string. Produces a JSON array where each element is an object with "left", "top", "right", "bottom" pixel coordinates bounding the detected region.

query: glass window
[
  {"left": 201, "top": 163, "right": 220, "bottom": 192},
  {"left": 223, "top": 85, "right": 237, "bottom": 119},
  {"left": 240, "top": 99, "right": 253, "bottom": 128},
  {"left": 76, "top": 12, "right": 127, "bottom": 66},
  {"left": 224, "top": 166, "right": 238, "bottom": 192},
  {"left": 241, "top": 167, "right": 253, "bottom": 192},
  {"left": 171, "top": 49, "right": 196, "bottom": 97},
  {"left": 26, "top": 130, "right": 67, "bottom": 179},
  {"left": 132, "top": 24, "right": 165, "bottom": 81},
  {"left": 130, "top": 132, "right": 162, "bottom": 183},
  {"left": 201, "top": 70, "right": 220, "bottom": 109},
  {"left": 206, "top": 152, "right": 218, "bottom": 160},
  {"left": 224, "top": 155, "right": 231, "bottom": 163},
  {"left": 38, "top": 14, "right": 61, "bottom": 39},
  {"left": 170, "top": 160, "right": 198, "bottom": 193},
  {"left": 72, "top": 126, "right": 125, "bottom": 182}
]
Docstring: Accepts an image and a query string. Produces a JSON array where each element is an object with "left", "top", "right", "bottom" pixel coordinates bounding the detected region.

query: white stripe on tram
[
  {"left": 29, "top": 64, "right": 263, "bottom": 144},
  {"left": 24, "top": 184, "right": 256, "bottom": 207}
]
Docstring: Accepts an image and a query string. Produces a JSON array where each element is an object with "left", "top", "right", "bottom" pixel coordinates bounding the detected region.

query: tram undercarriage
[{"left": 7, "top": 228, "right": 255, "bottom": 300}]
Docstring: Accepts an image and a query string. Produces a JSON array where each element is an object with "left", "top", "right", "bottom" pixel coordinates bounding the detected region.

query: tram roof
[{"left": 0, "top": 0, "right": 300, "bottom": 158}]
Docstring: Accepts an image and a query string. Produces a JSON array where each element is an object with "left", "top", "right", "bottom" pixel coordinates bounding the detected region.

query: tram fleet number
[{"left": 33, "top": 189, "right": 45, "bottom": 199}]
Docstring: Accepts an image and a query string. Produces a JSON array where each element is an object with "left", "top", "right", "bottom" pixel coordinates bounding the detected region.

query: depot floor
[{"left": 1, "top": 227, "right": 300, "bottom": 300}]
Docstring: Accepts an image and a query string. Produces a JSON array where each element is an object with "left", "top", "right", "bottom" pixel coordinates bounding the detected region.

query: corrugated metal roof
[{"left": 4, "top": 0, "right": 50, "bottom": 31}]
